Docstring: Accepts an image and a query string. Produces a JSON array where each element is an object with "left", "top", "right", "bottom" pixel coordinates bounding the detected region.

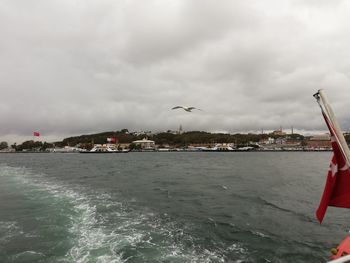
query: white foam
[
  {"left": 0, "top": 221, "right": 23, "bottom": 243},
  {"left": 227, "top": 243, "right": 247, "bottom": 254},
  {"left": 0, "top": 164, "right": 248, "bottom": 262},
  {"left": 10, "top": 250, "right": 46, "bottom": 263},
  {"left": 252, "top": 230, "right": 269, "bottom": 238}
]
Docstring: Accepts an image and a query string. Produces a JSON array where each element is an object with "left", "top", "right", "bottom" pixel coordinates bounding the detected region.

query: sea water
[{"left": 0, "top": 152, "right": 349, "bottom": 263}]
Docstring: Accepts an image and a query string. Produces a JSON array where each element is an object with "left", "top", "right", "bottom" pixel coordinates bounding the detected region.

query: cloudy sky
[{"left": 1, "top": 0, "right": 350, "bottom": 143}]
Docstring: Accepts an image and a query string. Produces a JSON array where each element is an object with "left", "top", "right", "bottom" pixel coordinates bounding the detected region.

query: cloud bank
[{"left": 1, "top": 0, "right": 350, "bottom": 142}]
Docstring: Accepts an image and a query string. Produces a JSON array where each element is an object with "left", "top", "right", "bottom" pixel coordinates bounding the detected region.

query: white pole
[
  {"left": 315, "top": 89, "right": 350, "bottom": 166},
  {"left": 327, "top": 254, "right": 350, "bottom": 263}
]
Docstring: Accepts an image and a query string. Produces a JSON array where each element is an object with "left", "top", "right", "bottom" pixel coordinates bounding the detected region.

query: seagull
[{"left": 171, "top": 106, "right": 202, "bottom": 112}]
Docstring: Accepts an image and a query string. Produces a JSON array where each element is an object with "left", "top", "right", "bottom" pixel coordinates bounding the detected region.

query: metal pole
[
  {"left": 314, "top": 89, "right": 350, "bottom": 166},
  {"left": 327, "top": 254, "right": 350, "bottom": 263}
]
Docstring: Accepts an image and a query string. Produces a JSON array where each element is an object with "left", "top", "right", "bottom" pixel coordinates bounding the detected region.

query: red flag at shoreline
[
  {"left": 315, "top": 90, "right": 350, "bottom": 223},
  {"left": 33, "top": 131, "right": 40, "bottom": 137},
  {"left": 107, "top": 137, "right": 118, "bottom": 143}
]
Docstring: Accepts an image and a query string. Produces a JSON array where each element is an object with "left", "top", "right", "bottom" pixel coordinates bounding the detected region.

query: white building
[
  {"left": 132, "top": 138, "right": 156, "bottom": 150},
  {"left": 259, "top": 137, "right": 275, "bottom": 144}
]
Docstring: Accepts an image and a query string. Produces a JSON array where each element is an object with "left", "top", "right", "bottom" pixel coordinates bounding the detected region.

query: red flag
[
  {"left": 33, "top": 131, "right": 40, "bottom": 137},
  {"left": 316, "top": 112, "right": 350, "bottom": 223},
  {"left": 107, "top": 137, "right": 118, "bottom": 143}
]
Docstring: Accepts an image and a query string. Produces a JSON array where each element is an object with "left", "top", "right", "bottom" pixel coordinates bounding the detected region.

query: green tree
[
  {"left": 11, "top": 143, "right": 17, "bottom": 151},
  {"left": 16, "top": 140, "right": 43, "bottom": 151},
  {"left": 42, "top": 142, "right": 54, "bottom": 150},
  {"left": 0, "top": 141, "right": 8, "bottom": 150},
  {"left": 129, "top": 143, "right": 141, "bottom": 151}
]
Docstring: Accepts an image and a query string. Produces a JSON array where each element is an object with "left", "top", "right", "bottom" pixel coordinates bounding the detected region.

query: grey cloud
[
  {"left": 1, "top": 0, "right": 350, "bottom": 143},
  {"left": 119, "top": 1, "right": 255, "bottom": 65}
]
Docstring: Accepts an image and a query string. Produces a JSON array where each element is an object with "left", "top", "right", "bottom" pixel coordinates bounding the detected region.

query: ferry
[
  {"left": 80, "top": 144, "right": 129, "bottom": 153},
  {"left": 202, "top": 143, "right": 236, "bottom": 151}
]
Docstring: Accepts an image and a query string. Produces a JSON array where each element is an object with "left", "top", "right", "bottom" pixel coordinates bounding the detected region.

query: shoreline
[{"left": 0, "top": 149, "right": 332, "bottom": 154}]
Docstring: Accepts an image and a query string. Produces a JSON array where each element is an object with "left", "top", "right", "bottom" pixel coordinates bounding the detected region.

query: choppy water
[{"left": 0, "top": 152, "right": 349, "bottom": 263}]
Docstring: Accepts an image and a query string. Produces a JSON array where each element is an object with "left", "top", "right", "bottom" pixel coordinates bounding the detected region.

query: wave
[
  {"left": 230, "top": 192, "right": 315, "bottom": 223},
  {"left": 0, "top": 221, "right": 23, "bottom": 243},
  {"left": 0, "top": 165, "right": 249, "bottom": 262}
]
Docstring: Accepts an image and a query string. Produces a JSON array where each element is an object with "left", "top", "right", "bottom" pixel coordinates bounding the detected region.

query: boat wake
[{"left": 0, "top": 165, "right": 249, "bottom": 262}]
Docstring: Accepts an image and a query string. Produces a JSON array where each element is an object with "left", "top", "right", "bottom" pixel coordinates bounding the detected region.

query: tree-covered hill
[{"left": 10, "top": 129, "right": 305, "bottom": 151}]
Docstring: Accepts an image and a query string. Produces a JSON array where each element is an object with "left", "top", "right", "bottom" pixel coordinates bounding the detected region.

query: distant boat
[
  {"left": 202, "top": 143, "right": 236, "bottom": 152},
  {"left": 80, "top": 144, "right": 129, "bottom": 153},
  {"left": 237, "top": 146, "right": 255, "bottom": 151},
  {"left": 50, "top": 146, "right": 81, "bottom": 153}
]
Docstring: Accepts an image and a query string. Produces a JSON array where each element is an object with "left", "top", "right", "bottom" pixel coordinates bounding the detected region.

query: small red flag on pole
[
  {"left": 33, "top": 131, "right": 40, "bottom": 137},
  {"left": 107, "top": 137, "right": 118, "bottom": 143},
  {"left": 314, "top": 90, "right": 350, "bottom": 223}
]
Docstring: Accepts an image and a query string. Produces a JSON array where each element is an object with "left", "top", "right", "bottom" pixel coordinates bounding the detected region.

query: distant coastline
[
  {"left": 1, "top": 128, "right": 343, "bottom": 153},
  {"left": 0, "top": 148, "right": 332, "bottom": 153}
]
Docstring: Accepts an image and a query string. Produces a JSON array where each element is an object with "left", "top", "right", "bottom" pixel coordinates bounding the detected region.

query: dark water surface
[{"left": 0, "top": 152, "right": 349, "bottom": 262}]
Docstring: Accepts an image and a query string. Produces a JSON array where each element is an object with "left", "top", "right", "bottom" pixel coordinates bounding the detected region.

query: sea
[{"left": 0, "top": 152, "right": 349, "bottom": 263}]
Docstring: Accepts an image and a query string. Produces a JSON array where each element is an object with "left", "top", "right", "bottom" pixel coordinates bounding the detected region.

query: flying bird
[{"left": 171, "top": 106, "right": 202, "bottom": 112}]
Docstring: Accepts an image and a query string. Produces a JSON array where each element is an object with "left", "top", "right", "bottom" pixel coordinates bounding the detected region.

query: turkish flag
[
  {"left": 316, "top": 113, "right": 350, "bottom": 223},
  {"left": 107, "top": 137, "right": 118, "bottom": 143},
  {"left": 33, "top": 131, "right": 40, "bottom": 137}
]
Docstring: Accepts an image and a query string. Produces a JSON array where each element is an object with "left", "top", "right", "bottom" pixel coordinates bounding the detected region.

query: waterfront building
[
  {"left": 259, "top": 137, "right": 275, "bottom": 144},
  {"left": 307, "top": 134, "right": 331, "bottom": 149},
  {"left": 275, "top": 137, "right": 287, "bottom": 145},
  {"left": 132, "top": 138, "right": 156, "bottom": 150},
  {"left": 0, "top": 147, "right": 15, "bottom": 153}
]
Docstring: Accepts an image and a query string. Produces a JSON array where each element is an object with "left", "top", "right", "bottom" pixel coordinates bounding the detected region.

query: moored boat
[{"left": 80, "top": 144, "right": 129, "bottom": 153}]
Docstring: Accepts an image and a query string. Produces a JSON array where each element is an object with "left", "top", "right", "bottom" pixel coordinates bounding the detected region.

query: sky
[{"left": 1, "top": 0, "right": 350, "bottom": 143}]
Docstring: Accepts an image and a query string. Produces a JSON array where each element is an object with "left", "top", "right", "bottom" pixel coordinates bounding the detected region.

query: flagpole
[{"left": 314, "top": 89, "right": 350, "bottom": 165}]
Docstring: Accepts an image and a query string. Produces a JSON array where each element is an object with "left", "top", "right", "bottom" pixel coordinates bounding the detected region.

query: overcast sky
[{"left": 1, "top": 0, "right": 350, "bottom": 143}]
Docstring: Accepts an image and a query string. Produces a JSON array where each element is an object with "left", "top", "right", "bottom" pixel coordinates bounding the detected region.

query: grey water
[{"left": 0, "top": 152, "right": 349, "bottom": 263}]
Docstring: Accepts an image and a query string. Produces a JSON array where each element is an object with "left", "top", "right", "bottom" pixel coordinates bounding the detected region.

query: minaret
[{"left": 179, "top": 124, "right": 183, "bottom": 134}]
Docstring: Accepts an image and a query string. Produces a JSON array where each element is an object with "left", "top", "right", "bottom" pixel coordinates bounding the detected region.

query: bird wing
[
  {"left": 172, "top": 106, "right": 183, "bottom": 110},
  {"left": 188, "top": 107, "right": 203, "bottom": 111}
]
